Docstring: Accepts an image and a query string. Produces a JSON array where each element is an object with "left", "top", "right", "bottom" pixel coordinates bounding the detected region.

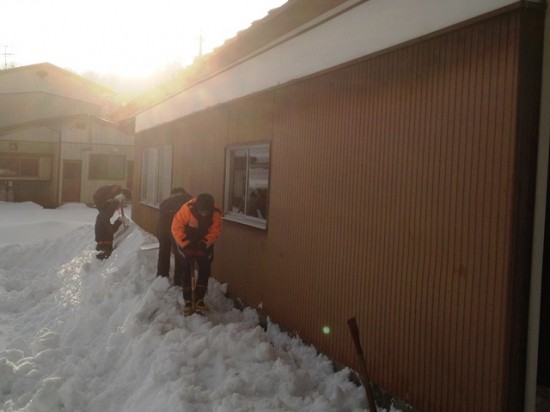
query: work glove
[
  {"left": 198, "top": 240, "right": 208, "bottom": 251},
  {"left": 188, "top": 240, "right": 198, "bottom": 248},
  {"left": 182, "top": 240, "right": 196, "bottom": 253},
  {"left": 114, "top": 193, "right": 126, "bottom": 204},
  {"left": 113, "top": 217, "right": 123, "bottom": 231}
]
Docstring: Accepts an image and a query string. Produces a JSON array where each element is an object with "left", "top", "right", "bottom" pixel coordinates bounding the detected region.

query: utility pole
[{"left": 2, "top": 45, "right": 14, "bottom": 69}]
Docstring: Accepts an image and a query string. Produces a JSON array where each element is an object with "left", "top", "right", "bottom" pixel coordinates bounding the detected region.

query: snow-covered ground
[{"left": 0, "top": 201, "right": 384, "bottom": 412}]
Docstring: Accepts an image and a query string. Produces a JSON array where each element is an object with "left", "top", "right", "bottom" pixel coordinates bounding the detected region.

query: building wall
[
  {"left": 0, "top": 93, "right": 102, "bottom": 128},
  {"left": 61, "top": 120, "right": 134, "bottom": 205},
  {"left": 1, "top": 63, "right": 131, "bottom": 207},
  {"left": 0, "top": 119, "right": 133, "bottom": 207},
  {"left": 132, "top": 9, "right": 543, "bottom": 411},
  {"left": 266, "top": 14, "right": 517, "bottom": 412}
]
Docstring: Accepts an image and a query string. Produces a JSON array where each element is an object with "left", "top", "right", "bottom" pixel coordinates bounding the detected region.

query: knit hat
[
  {"left": 195, "top": 193, "right": 214, "bottom": 214},
  {"left": 121, "top": 188, "right": 132, "bottom": 201},
  {"left": 171, "top": 187, "right": 186, "bottom": 195}
]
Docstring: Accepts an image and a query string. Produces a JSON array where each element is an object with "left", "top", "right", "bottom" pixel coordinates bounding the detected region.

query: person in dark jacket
[
  {"left": 93, "top": 184, "right": 131, "bottom": 260},
  {"left": 172, "top": 193, "right": 222, "bottom": 315},
  {"left": 156, "top": 187, "right": 192, "bottom": 284}
]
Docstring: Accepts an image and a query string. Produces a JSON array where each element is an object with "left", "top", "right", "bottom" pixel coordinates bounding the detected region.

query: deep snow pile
[{"left": 0, "top": 202, "right": 376, "bottom": 412}]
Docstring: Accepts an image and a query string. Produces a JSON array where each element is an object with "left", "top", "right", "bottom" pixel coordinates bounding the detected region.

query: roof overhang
[{"left": 135, "top": 0, "right": 522, "bottom": 133}]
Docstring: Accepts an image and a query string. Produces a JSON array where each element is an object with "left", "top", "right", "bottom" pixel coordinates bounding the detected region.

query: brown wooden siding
[
  {"left": 259, "top": 13, "right": 522, "bottom": 411},
  {"left": 132, "top": 7, "right": 544, "bottom": 412}
]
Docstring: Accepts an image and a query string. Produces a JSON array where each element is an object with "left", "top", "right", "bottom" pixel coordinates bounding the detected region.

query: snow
[{"left": 0, "top": 201, "right": 381, "bottom": 412}]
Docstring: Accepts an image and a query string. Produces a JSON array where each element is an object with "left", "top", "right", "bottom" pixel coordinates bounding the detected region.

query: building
[
  {"left": 125, "top": 1, "right": 550, "bottom": 410},
  {"left": 0, "top": 63, "right": 133, "bottom": 207}
]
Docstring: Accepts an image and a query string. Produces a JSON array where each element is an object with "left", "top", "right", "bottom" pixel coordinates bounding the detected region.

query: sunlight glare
[{"left": 1, "top": 0, "right": 287, "bottom": 78}]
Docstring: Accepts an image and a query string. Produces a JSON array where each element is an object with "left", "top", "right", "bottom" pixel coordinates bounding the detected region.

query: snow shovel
[
  {"left": 119, "top": 203, "right": 129, "bottom": 228},
  {"left": 347, "top": 317, "right": 377, "bottom": 411}
]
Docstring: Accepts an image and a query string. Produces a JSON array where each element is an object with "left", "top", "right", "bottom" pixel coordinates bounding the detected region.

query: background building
[{"left": 0, "top": 63, "right": 133, "bottom": 207}]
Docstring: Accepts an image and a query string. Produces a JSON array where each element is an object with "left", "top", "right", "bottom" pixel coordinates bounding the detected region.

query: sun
[{"left": 2, "top": 0, "right": 287, "bottom": 78}]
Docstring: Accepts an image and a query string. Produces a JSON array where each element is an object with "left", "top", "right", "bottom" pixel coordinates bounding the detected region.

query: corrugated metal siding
[
  {"left": 223, "top": 11, "right": 521, "bottom": 412},
  {"left": 131, "top": 8, "right": 544, "bottom": 412}
]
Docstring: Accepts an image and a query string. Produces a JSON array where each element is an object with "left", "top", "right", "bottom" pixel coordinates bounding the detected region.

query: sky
[
  {"left": 0, "top": 201, "right": 402, "bottom": 412},
  {"left": 0, "top": 0, "right": 287, "bottom": 79}
]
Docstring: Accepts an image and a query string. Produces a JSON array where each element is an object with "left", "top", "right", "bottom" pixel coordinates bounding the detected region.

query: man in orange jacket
[{"left": 171, "top": 193, "right": 222, "bottom": 315}]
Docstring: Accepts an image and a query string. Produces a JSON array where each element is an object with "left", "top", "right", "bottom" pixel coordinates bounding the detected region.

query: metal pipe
[{"left": 525, "top": 3, "right": 550, "bottom": 411}]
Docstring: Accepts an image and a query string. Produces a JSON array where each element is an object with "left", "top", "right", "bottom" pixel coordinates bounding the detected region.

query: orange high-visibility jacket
[{"left": 171, "top": 198, "right": 222, "bottom": 249}]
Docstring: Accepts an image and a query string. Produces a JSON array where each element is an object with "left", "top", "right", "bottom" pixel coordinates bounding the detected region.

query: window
[
  {"left": 140, "top": 145, "right": 172, "bottom": 207},
  {"left": 0, "top": 155, "right": 48, "bottom": 179},
  {"left": 224, "top": 143, "right": 270, "bottom": 229},
  {"left": 20, "top": 158, "right": 39, "bottom": 177},
  {"left": 89, "top": 154, "right": 126, "bottom": 180},
  {"left": 0, "top": 157, "right": 19, "bottom": 177}
]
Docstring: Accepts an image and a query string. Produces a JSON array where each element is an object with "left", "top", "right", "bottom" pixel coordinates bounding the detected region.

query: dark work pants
[
  {"left": 95, "top": 200, "right": 120, "bottom": 241},
  {"left": 181, "top": 254, "right": 212, "bottom": 300},
  {"left": 95, "top": 200, "right": 121, "bottom": 259},
  {"left": 157, "top": 233, "right": 184, "bottom": 287}
]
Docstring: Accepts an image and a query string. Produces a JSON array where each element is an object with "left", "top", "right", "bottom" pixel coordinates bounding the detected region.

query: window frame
[
  {"left": 140, "top": 145, "right": 173, "bottom": 207},
  {"left": 0, "top": 155, "right": 51, "bottom": 180},
  {"left": 223, "top": 142, "right": 270, "bottom": 230}
]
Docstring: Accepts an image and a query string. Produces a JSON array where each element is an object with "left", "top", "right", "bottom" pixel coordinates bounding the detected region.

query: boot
[
  {"left": 194, "top": 284, "right": 208, "bottom": 314},
  {"left": 182, "top": 287, "right": 193, "bottom": 315}
]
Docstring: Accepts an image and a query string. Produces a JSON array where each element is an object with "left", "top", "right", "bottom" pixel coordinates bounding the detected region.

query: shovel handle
[
  {"left": 348, "top": 317, "right": 364, "bottom": 356},
  {"left": 348, "top": 317, "right": 377, "bottom": 412}
]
